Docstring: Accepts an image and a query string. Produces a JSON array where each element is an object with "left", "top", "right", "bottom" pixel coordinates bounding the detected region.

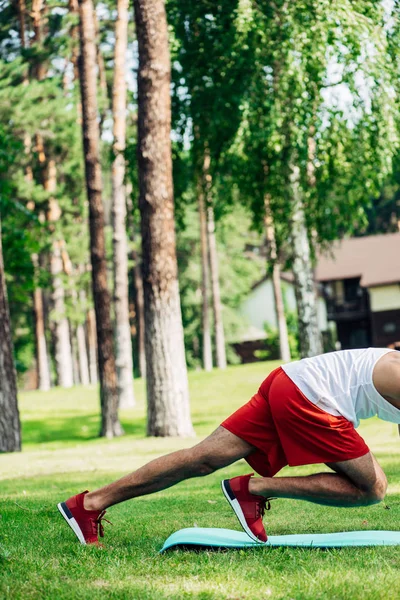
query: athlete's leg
[
  {"left": 248, "top": 451, "right": 388, "bottom": 507},
  {"left": 84, "top": 426, "right": 254, "bottom": 511}
]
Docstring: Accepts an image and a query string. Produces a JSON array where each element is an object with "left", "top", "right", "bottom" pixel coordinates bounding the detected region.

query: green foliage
[{"left": 255, "top": 312, "right": 300, "bottom": 362}]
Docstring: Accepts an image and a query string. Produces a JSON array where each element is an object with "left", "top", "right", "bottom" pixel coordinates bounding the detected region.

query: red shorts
[{"left": 221, "top": 367, "right": 369, "bottom": 477}]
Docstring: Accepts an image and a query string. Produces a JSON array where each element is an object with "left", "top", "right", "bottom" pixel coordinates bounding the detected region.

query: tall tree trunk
[
  {"left": 46, "top": 159, "right": 74, "bottom": 388},
  {"left": 50, "top": 240, "right": 74, "bottom": 387},
  {"left": 0, "top": 220, "right": 21, "bottom": 452},
  {"left": 68, "top": 0, "right": 80, "bottom": 84},
  {"left": 203, "top": 150, "right": 226, "bottom": 369},
  {"left": 86, "top": 307, "right": 98, "bottom": 384},
  {"left": 134, "top": 0, "right": 194, "bottom": 436},
  {"left": 31, "top": 0, "right": 47, "bottom": 81},
  {"left": 32, "top": 255, "right": 51, "bottom": 391},
  {"left": 289, "top": 162, "right": 322, "bottom": 358},
  {"left": 70, "top": 324, "right": 81, "bottom": 385},
  {"left": 111, "top": 0, "right": 135, "bottom": 409},
  {"left": 92, "top": 7, "right": 108, "bottom": 130},
  {"left": 264, "top": 193, "right": 291, "bottom": 363},
  {"left": 126, "top": 188, "right": 146, "bottom": 378},
  {"left": 197, "top": 171, "right": 212, "bottom": 371},
  {"left": 78, "top": 0, "right": 122, "bottom": 437},
  {"left": 17, "top": 0, "right": 27, "bottom": 50},
  {"left": 77, "top": 321, "right": 90, "bottom": 385}
]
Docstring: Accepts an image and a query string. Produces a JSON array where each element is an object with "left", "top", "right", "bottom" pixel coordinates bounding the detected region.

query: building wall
[
  {"left": 240, "top": 279, "right": 297, "bottom": 335},
  {"left": 370, "top": 309, "right": 400, "bottom": 347},
  {"left": 240, "top": 279, "right": 328, "bottom": 335},
  {"left": 369, "top": 284, "right": 400, "bottom": 312},
  {"left": 368, "top": 285, "right": 400, "bottom": 347}
]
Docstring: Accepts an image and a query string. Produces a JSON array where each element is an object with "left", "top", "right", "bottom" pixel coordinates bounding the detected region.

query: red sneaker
[
  {"left": 57, "top": 491, "right": 110, "bottom": 545},
  {"left": 221, "top": 473, "right": 270, "bottom": 543}
]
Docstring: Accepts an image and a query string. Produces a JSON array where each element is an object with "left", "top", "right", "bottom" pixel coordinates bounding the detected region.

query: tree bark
[
  {"left": 70, "top": 324, "right": 81, "bottom": 385},
  {"left": 49, "top": 240, "right": 74, "bottom": 387},
  {"left": 77, "top": 322, "right": 90, "bottom": 385},
  {"left": 197, "top": 171, "right": 212, "bottom": 371},
  {"left": 126, "top": 188, "right": 146, "bottom": 378},
  {"left": 92, "top": 6, "right": 108, "bottom": 130},
  {"left": 289, "top": 162, "right": 322, "bottom": 358},
  {"left": 0, "top": 219, "right": 22, "bottom": 452},
  {"left": 46, "top": 159, "right": 74, "bottom": 388},
  {"left": 86, "top": 307, "right": 98, "bottom": 384},
  {"left": 78, "top": 0, "right": 122, "bottom": 437},
  {"left": 68, "top": 0, "right": 81, "bottom": 86},
  {"left": 203, "top": 150, "right": 226, "bottom": 369},
  {"left": 32, "top": 255, "right": 51, "bottom": 391},
  {"left": 134, "top": 0, "right": 194, "bottom": 436},
  {"left": 264, "top": 193, "right": 291, "bottom": 363},
  {"left": 31, "top": 0, "right": 47, "bottom": 81},
  {"left": 111, "top": 0, "right": 135, "bottom": 408}
]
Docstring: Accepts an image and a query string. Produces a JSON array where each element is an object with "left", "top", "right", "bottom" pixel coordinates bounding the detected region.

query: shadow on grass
[{"left": 22, "top": 415, "right": 147, "bottom": 445}]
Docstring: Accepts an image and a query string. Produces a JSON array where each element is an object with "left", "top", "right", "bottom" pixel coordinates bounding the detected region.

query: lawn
[{"left": 1, "top": 360, "right": 399, "bottom": 600}]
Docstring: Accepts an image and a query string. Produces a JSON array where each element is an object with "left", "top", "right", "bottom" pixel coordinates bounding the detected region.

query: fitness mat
[{"left": 160, "top": 527, "right": 400, "bottom": 552}]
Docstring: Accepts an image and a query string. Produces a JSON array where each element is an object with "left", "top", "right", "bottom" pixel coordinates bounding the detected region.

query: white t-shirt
[{"left": 281, "top": 348, "right": 400, "bottom": 428}]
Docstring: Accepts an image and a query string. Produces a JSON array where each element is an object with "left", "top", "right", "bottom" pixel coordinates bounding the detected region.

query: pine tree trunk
[
  {"left": 202, "top": 150, "right": 226, "bottom": 369},
  {"left": 289, "top": 162, "right": 322, "bottom": 358},
  {"left": 31, "top": 0, "right": 47, "bottom": 81},
  {"left": 70, "top": 324, "right": 81, "bottom": 385},
  {"left": 126, "top": 188, "right": 146, "bottom": 378},
  {"left": 111, "top": 0, "right": 135, "bottom": 408},
  {"left": 32, "top": 255, "right": 51, "bottom": 391},
  {"left": 206, "top": 203, "right": 226, "bottom": 369},
  {"left": 77, "top": 322, "right": 90, "bottom": 385},
  {"left": 197, "top": 172, "right": 212, "bottom": 371},
  {"left": 92, "top": 7, "right": 108, "bottom": 130},
  {"left": 78, "top": 0, "right": 122, "bottom": 437},
  {"left": 0, "top": 219, "right": 21, "bottom": 452},
  {"left": 50, "top": 241, "right": 74, "bottom": 387},
  {"left": 134, "top": 0, "right": 194, "bottom": 436},
  {"left": 46, "top": 159, "right": 74, "bottom": 388},
  {"left": 264, "top": 193, "right": 291, "bottom": 363},
  {"left": 133, "top": 258, "right": 146, "bottom": 379},
  {"left": 86, "top": 307, "right": 98, "bottom": 384},
  {"left": 68, "top": 0, "right": 81, "bottom": 85}
]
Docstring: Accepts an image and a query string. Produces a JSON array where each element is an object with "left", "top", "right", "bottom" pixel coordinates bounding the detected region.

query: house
[
  {"left": 235, "top": 233, "right": 400, "bottom": 360},
  {"left": 316, "top": 233, "right": 400, "bottom": 349}
]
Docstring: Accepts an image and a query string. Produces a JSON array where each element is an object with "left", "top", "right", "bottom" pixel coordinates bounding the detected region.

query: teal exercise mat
[{"left": 160, "top": 527, "right": 400, "bottom": 552}]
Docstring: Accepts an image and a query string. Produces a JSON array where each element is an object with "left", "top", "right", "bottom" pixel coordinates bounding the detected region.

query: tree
[
  {"left": 196, "top": 156, "right": 212, "bottom": 371},
  {"left": 228, "top": 0, "right": 398, "bottom": 357},
  {"left": 78, "top": 0, "right": 122, "bottom": 437},
  {"left": 169, "top": 0, "right": 255, "bottom": 368},
  {"left": 0, "top": 217, "right": 21, "bottom": 452},
  {"left": 111, "top": 0, "right": 135, "bottom": 408},
  {"left": 264, "top": 190, "right": 291, "bottom": 362},
  {"left": 133, "top": 0, "right": 194, "bottom": 436},
  {"left": 125, "top": 185, "right": 147, "bottom": 378}
]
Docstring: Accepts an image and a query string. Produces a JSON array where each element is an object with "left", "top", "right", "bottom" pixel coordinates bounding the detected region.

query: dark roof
[{"left": 315, "top": 233, "right": 400, "bottom": 287}]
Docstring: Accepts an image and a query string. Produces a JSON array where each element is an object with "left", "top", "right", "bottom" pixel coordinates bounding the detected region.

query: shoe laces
[
  {"left": 92, "top": 510, "right": 112, "bottom": 538},
  {"left": 256, "top": 497, "right": 276, "bottom": 519}
]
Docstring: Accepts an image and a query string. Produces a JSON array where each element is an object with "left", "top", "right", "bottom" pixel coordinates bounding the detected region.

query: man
[{"left": 58, "top": 347, "right": 400, "bottom": 545}]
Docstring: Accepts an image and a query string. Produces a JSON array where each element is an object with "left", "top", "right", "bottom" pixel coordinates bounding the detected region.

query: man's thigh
[{"left": 326, "top": 451, "right": 387, "bottom": 492}]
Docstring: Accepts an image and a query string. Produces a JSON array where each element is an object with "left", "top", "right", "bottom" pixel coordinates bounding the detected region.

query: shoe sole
[
  {"left": 221, "top": 479, "right": 266, "bottom": 544},
  {"left": 57, "top": 502, "right": 87, "bottom": 545}
]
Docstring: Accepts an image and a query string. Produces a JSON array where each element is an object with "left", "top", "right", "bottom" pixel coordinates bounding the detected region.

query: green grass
[{"left": 1, "top": 360, "right": 399, "bottom": 600}]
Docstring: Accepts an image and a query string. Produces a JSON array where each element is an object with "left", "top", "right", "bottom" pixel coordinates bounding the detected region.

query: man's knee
[{"left": 362, "top": 474, "right": 388, "bottom": 505}]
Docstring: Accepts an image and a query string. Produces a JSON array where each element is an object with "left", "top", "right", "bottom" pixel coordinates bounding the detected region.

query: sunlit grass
[{"left": 0, "top": 360, "right": 399, "bottom": 599}]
